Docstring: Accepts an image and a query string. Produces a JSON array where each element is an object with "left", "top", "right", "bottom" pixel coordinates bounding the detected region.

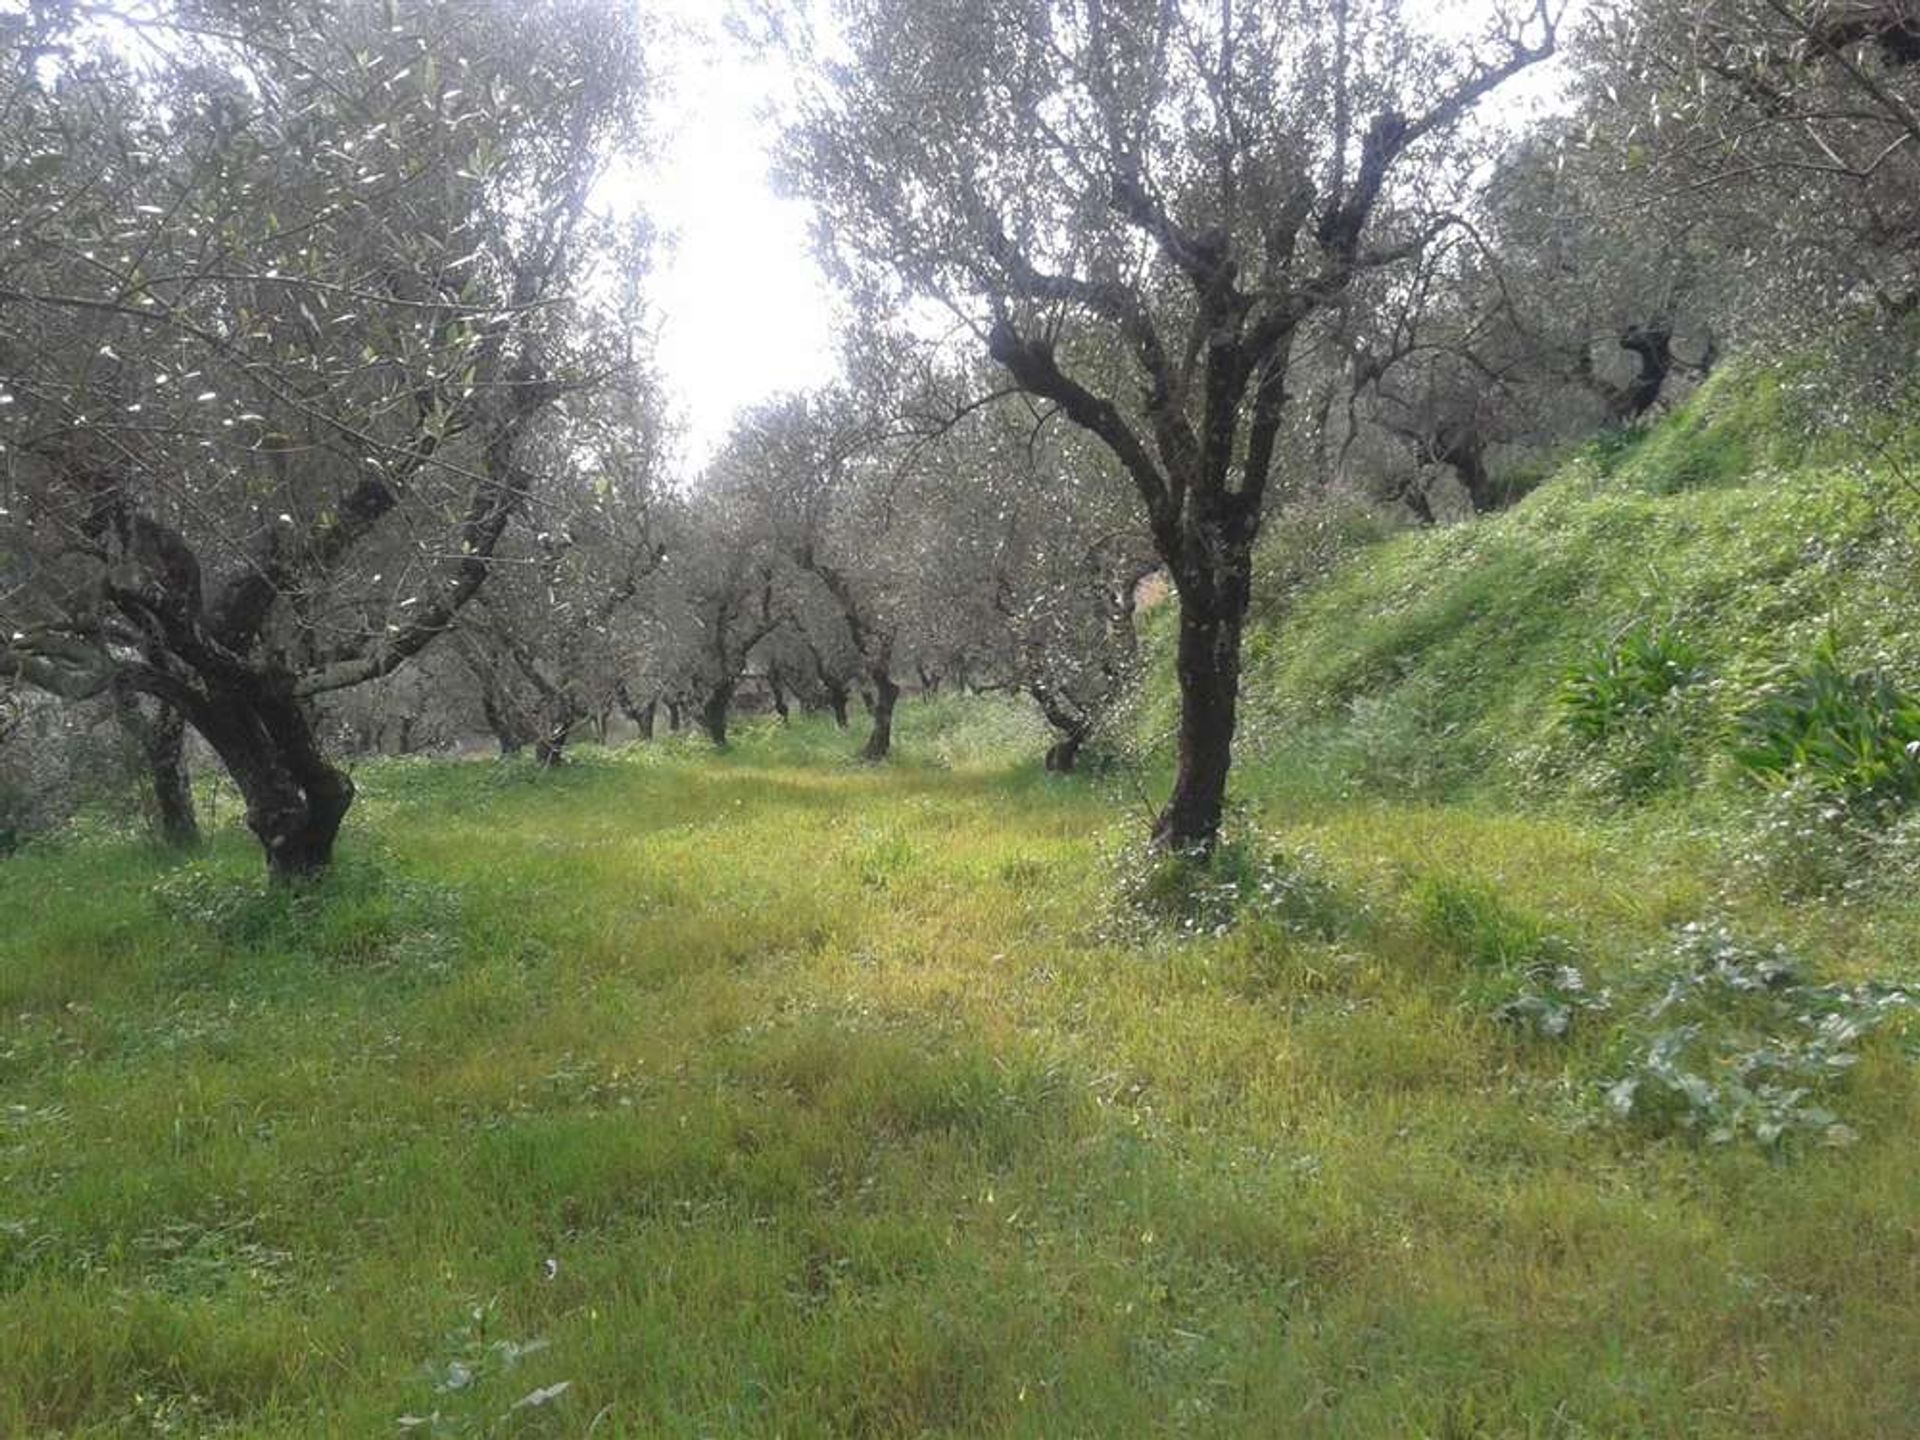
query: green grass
[
  {"left": 1183, "top": 365, "right": 1920, "bottom": 820},
  {"left": 4, "top": 695, "right": 1919, "bottom": 1437},
  {"left": 6, "top": 372, "right": 1920, "bottom": 1436}
]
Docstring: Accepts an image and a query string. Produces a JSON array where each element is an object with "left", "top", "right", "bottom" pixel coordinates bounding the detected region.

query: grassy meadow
[
  {"left": 6, "top": 370, "right": 1920, "bottom": 1436},
  {"left": 3, "top": 697, "right": 1918, "bottom": 1437}
]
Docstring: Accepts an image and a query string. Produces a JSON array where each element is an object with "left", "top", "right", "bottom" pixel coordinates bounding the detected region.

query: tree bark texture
[
  {"left": 115, "top": 691, "right": 200, "bottom": 850},
  {"left": 861, "top": 672, "right": 899, "bottom": 762},
  {"left": 1151, "top": 597, "right": 1243, "bottom": 853},
  {"left": 187, "top": 681, "right": 353, "bottom": 880}
]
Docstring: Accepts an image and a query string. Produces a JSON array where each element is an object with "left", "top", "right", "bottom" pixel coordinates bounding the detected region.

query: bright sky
[
  {"left": 632, "top": 0, "right": 1581, "bottom": 482},
  {"left": 631, "top": 0, "right": 841, "bottom": 478}
]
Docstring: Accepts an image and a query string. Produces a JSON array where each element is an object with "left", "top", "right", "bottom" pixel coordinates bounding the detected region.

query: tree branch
[{"left": 987, "top": 317, "right": 1181, "bottom": 555}]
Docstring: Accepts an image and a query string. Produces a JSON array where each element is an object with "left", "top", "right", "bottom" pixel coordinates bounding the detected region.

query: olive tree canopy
[
  {"left": 781, "top": 0, "right": 1559, "bottom": 849},
  {"left": 0, "top": 0, "right": 653, "bottom": 875}
]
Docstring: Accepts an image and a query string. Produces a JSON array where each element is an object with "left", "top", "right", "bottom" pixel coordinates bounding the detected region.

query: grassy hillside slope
[{"left": 1224, "top": 369, "right": 1918, "bottom": 824}]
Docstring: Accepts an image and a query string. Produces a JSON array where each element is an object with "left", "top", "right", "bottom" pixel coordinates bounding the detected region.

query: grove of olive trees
[
  {"left": 1, "top": 0, "right": 652, "bottom": 874},
  {"left": 5, "top": 0, "right": 1917, "bottom": 872},
  {"left": 7, "top": 10, "right": 1920, "bottom": 1424}
]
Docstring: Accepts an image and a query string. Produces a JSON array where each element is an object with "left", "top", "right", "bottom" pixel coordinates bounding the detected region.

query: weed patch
[
  {"left": 150, "top": 851, "right": 464, "bottom": 969},
  {"left": 1109, "top": 825, "right": 1362, "bottom": 943},
  {"left": 1602, "top": 922, "right": 1918, "bottom": 1147},
  {"left": 1735, "top": 640, "right": 1920, "bottom": 821}
]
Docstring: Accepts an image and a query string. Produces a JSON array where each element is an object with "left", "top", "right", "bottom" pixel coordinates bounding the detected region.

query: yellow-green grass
[{"left": 3, "top": 704, "right": 1917, "bottom": 1438}]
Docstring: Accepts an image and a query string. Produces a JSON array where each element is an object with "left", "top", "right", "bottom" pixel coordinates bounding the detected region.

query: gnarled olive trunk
[
  {"left": 861, "top": 673, "right": 899, "bottom": 762},
  {"left": 534, "top": 725, "right": 570, "bottom": 768},
  {"left": 1044, "top": 732, "right": 1087, "bottom": 774},
  {"left": 1614, "top": 323, "right": 1675, "bottom": 421},
  {"left": 809, "top": 651, "right": 851, "bottom": 728},
  {"left": 1151, "top": 595, "right": 1243, "bottom": 855},
  {"left": 615, "top": 683, "right": 658, "bottom": 741},
  {"left": 1030, "top": 683, "right": 1093, "bottom": 776},
  {"left": 701, "top": 682, "right": 734, "bottom": 747},
  {"left": 1427, "top": 419, "right": 1500, "bottom": 515},
  {"left": 191, "top": 683, "right": 354, "bottom": 881},
  {"left": 530, "top": 693, "right": 580, "bottom": 768},
  {"left": 469, "top": 657, "right": 538, "bottom": 758},
  {"left": 116, "top": 692, "right": 199, "bottom": 850}
]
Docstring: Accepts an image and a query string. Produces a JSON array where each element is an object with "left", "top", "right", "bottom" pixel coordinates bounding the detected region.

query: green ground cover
[
  {"left": 5, "top": 369, "right": 1918, "bottom": 1436},
  {"left": 3, "top": 705, "right": 1917, "bottom": 1436}
]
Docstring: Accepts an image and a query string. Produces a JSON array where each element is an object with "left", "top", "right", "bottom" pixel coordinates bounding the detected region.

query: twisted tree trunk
[
  {"left": 186, "top": 679, "right": 353, "bottom": 880},
  {"left": 1031, "top": 684, "right": 1093, "bottom": 775},
  {"left": 701, "top": 681, "right": 734, "bottom": 747},
  {"left": 476, "top": 682, "right": 532, "bottom": 756},
  {"left": 1044, "top": 731, "right": 1088, "bottom": 774},
  {"left": 534, "top": 731, "right": 569, "bottom": 767},
  {"left": 861, "top": 672, "right": 899, "bottom": 762},
  {"left": 1151, "top": 588, "right": 1244, "bottom": 854},
  {"left": 614, "top": 683, "right": 657, "bottom": 741},
  {"left": 115, "top": 689, "right": 199, "bottom": 850}
]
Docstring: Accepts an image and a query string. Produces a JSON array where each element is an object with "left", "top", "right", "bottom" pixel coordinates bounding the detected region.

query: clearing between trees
[{"left": 3, "top": 700, "right": 1917, "bottom": 1436}]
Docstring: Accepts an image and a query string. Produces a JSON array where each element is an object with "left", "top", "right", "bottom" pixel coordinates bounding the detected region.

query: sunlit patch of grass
[{"left": 3, "top": 707, "right": 1918, "bottom": 1436}]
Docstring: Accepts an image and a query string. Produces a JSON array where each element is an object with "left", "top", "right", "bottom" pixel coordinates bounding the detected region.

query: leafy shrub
[
  {"left": 1336, "top": 675, "right": 1486, "bottom": 799},
  {"left": 1559, "top": 622, "right": 1704, "bottom": 742},
  {"left": 1496, "top": 961, "right": 1610, "bottom": 1040},
  {"left": 1602, "top": 923, "right": 1916, "bottom": 1147},
  {"left": 1734, "top": 640, "right": 1920, "bottom": 822},
  {"left": 1111, "top": 827, "right": 1358, "bottom": 943}
]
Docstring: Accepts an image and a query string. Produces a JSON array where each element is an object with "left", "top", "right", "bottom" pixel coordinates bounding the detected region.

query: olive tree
[
  {"left": 0, "top": 0, "right": 650, "bottom": 877},
  {"left": 648, "top": 491, "right": 785, "bottom": 749},
  {"left": 901, "top": 390, "right": 1155, "bottom": 770},
  {"left": 783, "top": 0, "right": 1559, "bottom": 850},
  {"left": 1333, "top": 145, "right": 1721, "bottom": 523},
  {"left": 444, "top": 356, "right": 667, "bottom": 765},
  {"left": 704, "top": 390, "right": 920, "bottom": 759},
  {"left": 1580, "top": 0, "right": 1920, "bottom": 343}
]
